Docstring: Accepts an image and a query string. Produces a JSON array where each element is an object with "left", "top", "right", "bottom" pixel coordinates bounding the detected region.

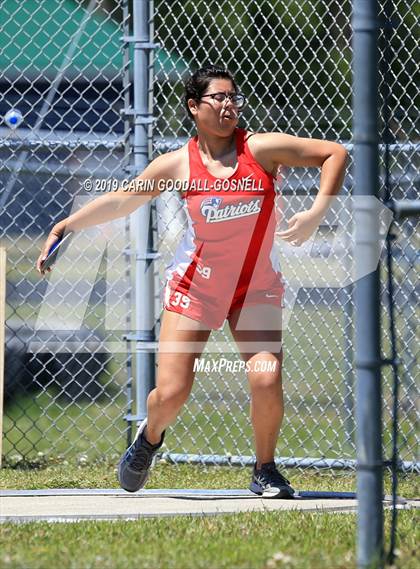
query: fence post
[
  {"left": 0, "top": 247, "right": 6, "bottom": 467},
  {"left": 352, "top": 1, "right": 384, "bottom": 567},
  {"left": 130, "top": 0, "right": 157, "bottom": 429}
]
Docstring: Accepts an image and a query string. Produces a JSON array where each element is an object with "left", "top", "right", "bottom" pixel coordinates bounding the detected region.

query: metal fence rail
[{"left": 1, "top": 0, "right": 418, "bottom": 471}]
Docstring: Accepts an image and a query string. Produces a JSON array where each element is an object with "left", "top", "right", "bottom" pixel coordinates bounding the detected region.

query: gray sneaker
[
  {"left": 118, "top": 419, "right": 165, "bottom": 492},
  {"left": 250, "top": 461, "right": 295, "bottom": 498}
]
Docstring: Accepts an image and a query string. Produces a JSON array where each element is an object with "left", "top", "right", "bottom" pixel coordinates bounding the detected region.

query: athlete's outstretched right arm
[{"left": 36, "top": 152, "right": 177, "bottom": 274}]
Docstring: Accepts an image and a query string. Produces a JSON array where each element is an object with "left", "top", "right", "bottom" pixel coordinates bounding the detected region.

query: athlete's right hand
[{"left": 36, "top": 224, "right": 64, "bottom": 275}]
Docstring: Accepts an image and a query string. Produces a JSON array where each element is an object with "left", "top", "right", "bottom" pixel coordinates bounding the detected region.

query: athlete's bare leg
[
  {"left": 143, "top": 308, "right": 211, "bottom": 445},
  {"left": 227, "top": 305, "right": 283, "bottom": 469}
]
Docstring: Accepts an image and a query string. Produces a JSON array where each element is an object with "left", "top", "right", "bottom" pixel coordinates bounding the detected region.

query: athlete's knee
[
  {"left": 247, "top": 352, "right": 282, "bottom": 390},
  {"left": 153, "top": 383, "right": 191, "bottom": 409}
]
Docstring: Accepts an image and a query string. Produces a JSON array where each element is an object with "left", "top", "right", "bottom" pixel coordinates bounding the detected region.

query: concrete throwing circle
[{"left": 1, "top": 489, "right": 415, "bottom": 523}]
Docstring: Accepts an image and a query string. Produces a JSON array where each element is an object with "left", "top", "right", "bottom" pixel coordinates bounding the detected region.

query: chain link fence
[
  {"left": 1, "top": 0, "right": 132, "bottom": 465},
  {"left": 1, "top": 0, "right": 418, "bottom": 471}
]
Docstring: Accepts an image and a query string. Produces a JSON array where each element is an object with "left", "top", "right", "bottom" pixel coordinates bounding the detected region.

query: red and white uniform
[{"left": 163, "top": 127, "right": 284, "bottom": 329}]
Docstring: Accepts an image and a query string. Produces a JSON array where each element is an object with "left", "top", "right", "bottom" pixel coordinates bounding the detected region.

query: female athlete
[{"left": 37, "top": 64, "right": 348, "bottom": 498}]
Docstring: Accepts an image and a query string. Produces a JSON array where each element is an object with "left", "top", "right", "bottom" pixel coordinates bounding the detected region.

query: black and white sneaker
[
  {"left": 250, "top": 461, "right": 295, "bottom": 499},
  {"left": 118, "top": 419, "right": 165, "bottom": 493}
]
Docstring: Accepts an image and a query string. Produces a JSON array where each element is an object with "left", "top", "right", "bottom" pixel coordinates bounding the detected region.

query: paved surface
[{"left": 1, "top": 489, "right": 417, "bottom": 523}]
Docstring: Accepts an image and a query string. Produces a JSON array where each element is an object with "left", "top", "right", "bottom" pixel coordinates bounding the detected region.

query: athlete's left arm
[{"left": 248, "top": 133, "right": 349, "bottom": 245}]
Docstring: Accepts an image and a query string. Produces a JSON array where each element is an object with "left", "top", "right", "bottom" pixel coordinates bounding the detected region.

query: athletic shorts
[{"left": 162, "top": 274, "right": 285, "bottom": 330}]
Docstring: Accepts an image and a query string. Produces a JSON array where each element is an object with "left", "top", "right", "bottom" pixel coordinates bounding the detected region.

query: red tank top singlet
[{"left": 164, "top": 127, "right": 283, "bottom": 303}]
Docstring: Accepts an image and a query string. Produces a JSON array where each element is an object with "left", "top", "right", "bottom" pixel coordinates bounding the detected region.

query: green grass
[
  {"left": 1, "top": 463, "right": 419, "bottom": 499},
  {"left": 1, "top": 511, "right": 418, "bottom": 569},
  {"left": 3, "top": 391, "right": 127, "bottom": 459},
  {"left": 3, "top": 379, "right": 417, "bottom": 463},
  {"left": 0, "top": 465, "right": 419, "bottom": 569}
]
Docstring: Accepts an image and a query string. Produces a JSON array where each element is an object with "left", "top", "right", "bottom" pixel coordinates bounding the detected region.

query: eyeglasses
[{"left": 200, "top": 91, "right": 246, "bottom": 109}]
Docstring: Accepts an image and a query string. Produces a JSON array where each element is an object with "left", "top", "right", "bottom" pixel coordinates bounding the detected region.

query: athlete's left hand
[{"left": 276, "top": 209, "right": 323, "bottom": 246}]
